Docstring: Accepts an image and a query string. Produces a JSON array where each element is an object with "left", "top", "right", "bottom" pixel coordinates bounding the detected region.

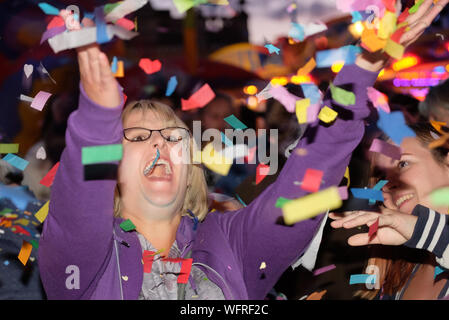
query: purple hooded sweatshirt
[{"left": 38, "top": 64, "right": 379, "bottom": 300}]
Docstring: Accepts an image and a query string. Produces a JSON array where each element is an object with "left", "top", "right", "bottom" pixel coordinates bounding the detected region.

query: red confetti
[
  {"left": 255, "top": 163, "right": 270, "bottom": 185},
  {"left": 143, "top": 250, "right": 155, "bottom": 273},
  {"left": 162, "top": 257, "right": 193, "bottom": 283},
  {"left": 138, "top": 58, "right": 162, "bottom": 75},
  {"left": 115, "top": 18, "right": 135, "bottom": 31},
  {"left": 398, "top": 8, "right": 410, "bottom": 23},
  {"left": 47, "top": 16, "right": 65, "bottom": 30},
  {"left": 300, "top": 168, "right": 323, "bottom": 193},
  {"left": 382, "top": 0, "right": 396, "bottom": 12},
  {"left": 40, "top": 162, "right": 60, "bottom": 187},
  {"left": 390, "top": 26, "right": 406, "bottom": 43},
  {"left": 181, "top": 84, "right": 215, "bottom": 111},
  {"left": 368, "top": 217, "right": 380, "bottom": 240}
]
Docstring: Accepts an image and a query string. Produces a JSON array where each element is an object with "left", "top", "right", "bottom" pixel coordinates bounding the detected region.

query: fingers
[
  {"left": 87, "top": 45, "right": 102, "bottom": 85},
  {"left": 330, "top": 210, "right": 372, "bottom": 228},
  {"left": 99, "top": 52, "right": 114, "bottom": 84},
  {"left": 340, "top": 213, "right": 381, "bottom": 229},
  {"left": 405, "top": 0, "right": 434, "bottom": 26},
  {"left": 347, "top": 233, "right": 381, "bottom": 246}
]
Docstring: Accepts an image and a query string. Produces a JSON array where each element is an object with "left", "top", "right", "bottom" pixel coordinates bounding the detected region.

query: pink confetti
[
  {"left": 338, "top": 186, "right": 348, "bottom": 200},
  {"left": 270, "top": 85, "right": 297, "bottom": 113},
  {"left": 313, "top": 264, "right": 336, "bottom": 276},
  {"left": 369, "top": 138, "right": 401, "bottom": 160},
  {"left": 30, "top": 91, "right": 52, "bottom": 111}
]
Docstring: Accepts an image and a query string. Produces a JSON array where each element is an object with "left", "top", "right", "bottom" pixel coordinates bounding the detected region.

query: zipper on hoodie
[
  {"left": 113, "top": 228, "right": 124, "bottom": 300},
  {"left": 192, "top": 262, "right": 234, "bottom": 299}
]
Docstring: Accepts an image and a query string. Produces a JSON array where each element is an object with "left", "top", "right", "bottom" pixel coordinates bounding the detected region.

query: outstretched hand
[
  {"left": 329, "top": 207, "right": 418, "bottom": 246},
  {"left": 76, "top": 18, "right": 121, "bottom": 108}
]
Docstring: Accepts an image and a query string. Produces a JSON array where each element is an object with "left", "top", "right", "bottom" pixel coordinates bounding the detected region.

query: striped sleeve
[{"left": 404, "top": 204, "right": 449, "bottom": 269}]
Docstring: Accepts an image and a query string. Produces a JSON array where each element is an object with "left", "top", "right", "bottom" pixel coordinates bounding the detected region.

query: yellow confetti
[
  {"left": 318, "top": 106, "right": 338, "bottom": 123},
  {"left": 384, "top": 39, "right": 404, "bottom": 60},
  {"left": 295, "top": 98, "right": 310, "bottom": 124},
  {"left": 14, "top": 218, "right": 29, "bottom": 226},
  {"left": 344, "top": 166, "right": 350, "bottom": 187},
  {"left": 297, "top": 58, "right": 316, "bottom": 76},
  {"left": 282, "top": 187, "right": 342, "bottom": 225},
  {"left": 260, "top": 262, "right": 267, "bottom": 270},
  {"left": 114, "top": 61, "right": 124, "bottom": 78},
  {"left": 378, "top": 11, "right": 397, "bottom": 40},
  {"left": 361, "top": 28, "right": 387, "bottom": 52},
  {"left": 201, "top": 143, "right": 232, "bottom": 176},
  {"left": 35, "top": 200, "right": 49, "bottom": 223}
]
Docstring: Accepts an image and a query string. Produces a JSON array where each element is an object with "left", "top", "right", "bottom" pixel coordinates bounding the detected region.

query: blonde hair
[{"left": 113, "top": 100, "right": 209, "bottom": 221}]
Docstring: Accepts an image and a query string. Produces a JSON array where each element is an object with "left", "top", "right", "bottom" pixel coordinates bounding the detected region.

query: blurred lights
[
  {"left": 270, "top": 77, "right": 289, "bottom": 86},
  {"left": 331, "top": 61, "right": 345, "bottom": 73},
  {"left": 378, "top": 68, "right": 385, "bottom": 78},
  {"left": 247, "top": 96, "right": 258, "bottom": 109},
  {"left": 392, "top": 55, "right": 419, "bottom": 71},
  {"left": 291, "top": 74, "right": 312, "bottom": 84},
  {"left": 348, "top": 21, "right": 364, "bottom": 38},
  {"left": 244, "top": 85, "right": 258, "bottom": 95}
]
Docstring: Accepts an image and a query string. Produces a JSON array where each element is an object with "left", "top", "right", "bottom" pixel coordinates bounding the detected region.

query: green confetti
[
  {"left": 0, "top": 144, "right": 19, "bottom": 154},
  {"left": 430, "top": 187, "right": 449, "bottom": 206},
  {"left": 329, "top": 82, "right": 356, "bottom": 106},
  {"left": 120, "top": 219, "right": 136, "bottom": 232},
  {"left": 0, "top": 208, "right": 13, "bottom": 216},
  {"left": 104, "top": 2, "right": 122, "bottom": 15},
  {"left": 275, "top": 197, "right": 292, "bottom": 208},
  {"left": 30, "top": 239, "right": 39, "bottom": 249},
  {"left": 81, "top": 144, "right": 123, "bottom": 165},
  {"left": 409, "top": 0, "right": 424, "bottom": 14}
]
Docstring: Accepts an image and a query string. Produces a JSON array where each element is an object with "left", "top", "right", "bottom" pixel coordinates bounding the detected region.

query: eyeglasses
[{"left": 123, "top": 127, "right": 190, "bottom": 143}]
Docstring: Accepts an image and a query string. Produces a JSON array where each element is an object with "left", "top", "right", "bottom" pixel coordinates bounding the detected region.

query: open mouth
[
  {"left": 143, "top": 157, "right": 172, "bottom": 177},
  {"left": 395, "top": 194, "right": 414, "bottom": 208}
]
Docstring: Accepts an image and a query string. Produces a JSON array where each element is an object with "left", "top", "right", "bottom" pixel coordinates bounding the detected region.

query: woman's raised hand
[
  {"left": 76, "top": 18, "right": 121, "bottom": 108},
  {"left": 329, "top": 207, "right": 418, "bottom": 246}
]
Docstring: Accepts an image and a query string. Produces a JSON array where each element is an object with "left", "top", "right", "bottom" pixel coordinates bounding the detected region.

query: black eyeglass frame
[{"left": 123, "top": 126, "right": 191, "bottom": 143}]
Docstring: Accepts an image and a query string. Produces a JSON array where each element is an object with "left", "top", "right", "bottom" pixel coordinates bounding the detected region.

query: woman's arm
[{"left": 38, "top": 25, "right": 124, "bottom": 299}]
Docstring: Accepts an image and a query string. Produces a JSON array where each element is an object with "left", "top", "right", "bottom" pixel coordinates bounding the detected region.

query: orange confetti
[
  {"left": 306, "top": 289, "right": 327, "bottom": 300},
  {"left": 18, "top": 241, "right": 33, "bottom": 266}
]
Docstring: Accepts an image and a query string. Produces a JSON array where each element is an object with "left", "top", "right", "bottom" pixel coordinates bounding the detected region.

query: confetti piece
[
  {"left": 351, "top": 11, "right": 363, "bottom": 23},
  {"left": 338, "top": 186, "right": 348, "bottom": 200},
  {"left": 367, "top": 87, "right": 390, "bottom": 113},
  {"left": 39, "top": 62, "right": 57, "bottom": 84},
  {"left": 428, "top": 133, "right": 449, "bottom": 150},
  {"left": 111, "top": 56, "right": 118, "bottom": 74},
  {"left": 40, "top": 162, "right": 60, "bottom": 187},
  {"left": 120, "top": 219, "right": 136, "bottom": 232},
  {"left": 221, "top": 132, "right": 233, "bottom": 147},
  {"left": 165, "top": 76, "right": 178, "bottom": 96},
  {"left": 368, "top": 217, "right": 380, "bottom": 239},
  {"left": 35, "top": 201, "right": 49, "bottom": 223},
  {"left": 297, "top": 58, "right": 316, "bottom": 76},
  {"left": 301, "top": 168, "right": 323, "bottom": 193},
  {"left": 143, "top": 250, "right": 155, "bottom": 273},
  {"left": 38, "top": 2, "right": 60, "bottom": 15},
  {"left": 47, "top": 16, "right": 65, "bottom": 29},
  {"left": 18, "top": 241, "right": 33, "bottom": 266},
  {"left": 20, "top": 94, "right": 34, "bottom": 103},
  {"left": 435, "top": 266, "right": 446, "bottom": 279},
  {"left": 295, "top": 99, "right": 310, "bottom": 124},
  {"left": 0, "top": 144, "right": 19, "bottom": 154},
  {"left": 264, "top": 44, "right": 280, "bottom": 55},
  {"left": 3, "top": 260, "right": 9, "bottom": 266},
  {"left": 409, "top": 0, "right": 425, "bottom": 13},
  {"left": 270, "top": 85, "right": 297, "bottom": 113},
  {"left": 275, "top": 197, "right": 291, "bottom": 208},
  {"left": 224, "top": 115, "right": 248, "bottom": 130},
  {"left": 81, "top": 144, "right": 123, "bottom": 165},
  {"left": 306, "top": 290, "right": 327, "bottom": 300},
  {"left": 350, "top": 274, "right": 375, "bottom": 285},
  {"left": 361, "top": 28, "right": 387, "bottom": 52},
  {"left": 36, "top": 146, "right": 47, "bottom": 160},
  {"left": 201, "top": 143, "right": 232, "bottom": 176},
  {"left": 244, "top": 146, "right": 257, "bottom": 163},
  {"left": 178, "top": 258, "right": 193, "bottom": 284},
  {"left": 301, "top": 83, "right": 321, "bottom": 104},
  {"left": 430, "top": 187, "right": 449, "bottom": 206},
  {"left": 259, "top": 262, "right": 267, "bottom": 270},
  {"left": 313, "top": 264, "right": 336, "bottom": 276},
  {"left": 383, "top": 39, "right": 404, "bottom": 60},
  {"left": 23, "top": 64, "right": 33, "bottom": 78},
  {"left": 255, "top": 163, "right": 270, "bottom": 185},
  {"left": 173, "top": 0, "right": 205, "bottom": 14},
  {"left": 139, "top": 58, "right": 162, "bottom": 75},
  {"left": 430, "top": 120, "right": 447, "bottom": 134},
  {"left": 256, "top": 83, "right": 273, "bottom": 102},
  {"left": 329, "top": 82, "right": 355, "bottom": 106},
  {"left": 318, "top": 106, "right": 338, "bottom": 123},
  {"left": 288, "top": 22, "right": 305, "bottom": 41},
  {"left": 2, "top": 154, "right": 29, "bottom": 171},
  {"left": 369, "top": 138, "right": 401, "bottom": 160},
  {"left": 369, "top": 180, "right": 388, "bottom": 205},
  {"left": 303, "top": 22, "right": 328, "bottom": 38},
  {"left": 282, "top": 187, "right": 342, "bottom": 225},
  {"left": 350, "top": 188, "right": 384, "bottom": 202},
  {"left": 234, "top": 193, "right": 247, "bottom": 207},
  {"left": 378, "top": 11, "right": 397, "bottom": 39},
  {"left": 95, "top": 6, "right": 111, "bottom": 45},
  {"left": 114, "top": 61, "right": 124, "bottom": 78},
  {"left": 316, "top": 45, "right": 361, "bottom": 68},
  {"left": 377, "top": 109, "right": 416, "bottom": 145},
  {"left": 30, "top": 91, "right": 52, "bottom": 111},
  {"left": 181, "top": 84, "right": 215, "bottom": 111},
  {"left": 116, "top": 18, "right": 135, "bottom": 31},
  {"left": 30, "top": 239, "right": 39, "bottom": 249}
]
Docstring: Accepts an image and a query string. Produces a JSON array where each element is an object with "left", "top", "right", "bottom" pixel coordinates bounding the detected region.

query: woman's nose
[{"left": 149, "top": 131, "right": 165, "bottom": 149}]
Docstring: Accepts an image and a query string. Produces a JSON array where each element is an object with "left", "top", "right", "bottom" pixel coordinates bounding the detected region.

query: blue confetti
[
  {"left": 264, "top": 44, "right": 280, "bottom": 55},
  {"left": 4, "top": 260, "right": 9, "bottom": 266},
  {"left": 38, "top": 2, "right": 60, "bottom": 15},
  {"left": 350, "top": 274, "right": 375, "bottom": 285},
  {"left": 234, "top": 193, "right": 247, "bottom": 208},
  {"left": 351, "top": 11, "right": 363, "bottom": 23},
  {"left": 288, "top": 23, "right": 305, "bottom": 41},
  {"left": 350, "top": 188, "right": 384, "bottom": 202},
  {"left": 111, "top": 56, "right": 118, "bottom": 74},
  {"left": 165, "top": 76, "right": 178, "bottom": 96},
  {"left": 435, "top": 266, "right": 446, "bottom": 278},
  {"left": 368, "top": 180, "right": 389, "bottom": 205},
  {"left": 316, "top": 45, "right": 361, "bottom": 68},
  {"left": 224, "top": 115, "right": 247, "bottom": 130},
  {"left": 95, "top": 6, "right": 111, "bottom": 44},
  {"left": 2, "top": 154, "right": 29, "bottom": 171},
  {"left": 221, "top": 132, "right": 233, "bottom": 147},
  {"left": 377, "top": 109, "right": 416, "bottom": 146},
  {"left": 301, "top": 83, "right": 321, "bottom": 104}
]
